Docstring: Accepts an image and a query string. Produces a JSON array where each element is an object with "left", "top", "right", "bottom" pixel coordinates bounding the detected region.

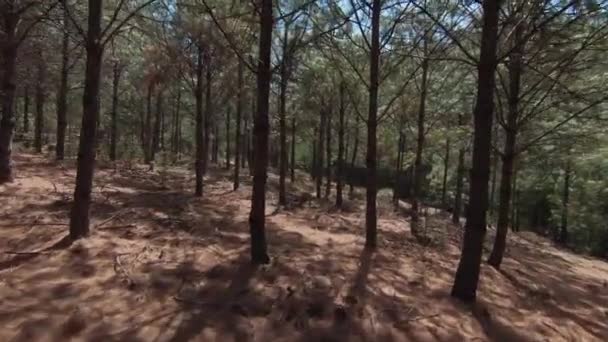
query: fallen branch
[
  {"left": 3, "top": 250, "right": 54, "bottom": 255},
  {"left": 98, "top": 224, "right": 136, "bottom": 230},
  {"left": 95, "top": 210, "right": 131, "bottom": 229}
]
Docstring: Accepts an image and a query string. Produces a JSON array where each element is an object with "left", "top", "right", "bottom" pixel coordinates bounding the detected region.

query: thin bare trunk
[
  {"left": 56, "top": 5, "right": 70, "bottom": 160},
  {"left": 69, "top": 0, "right": 104, "bottom": 239},
  {"left": 336, "top": 82, "right": 345, "bottom": 208}
]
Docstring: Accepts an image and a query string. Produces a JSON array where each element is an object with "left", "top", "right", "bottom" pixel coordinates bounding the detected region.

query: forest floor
[{"left": 1, "top": 151, "right": 607, "bottom": 342}]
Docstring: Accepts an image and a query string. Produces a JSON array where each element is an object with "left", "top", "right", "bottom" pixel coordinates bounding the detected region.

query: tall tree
[
  {"left": 451, "top": 0, "right": 501, "bottom": 302},
  {"left": 248, "top": 0, "right": 273, "bottom": 264}
]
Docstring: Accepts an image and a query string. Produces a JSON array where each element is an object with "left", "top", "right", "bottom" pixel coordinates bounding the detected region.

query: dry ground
[{"left": 1, "top": 152, "right": 607, "bottom": 341}]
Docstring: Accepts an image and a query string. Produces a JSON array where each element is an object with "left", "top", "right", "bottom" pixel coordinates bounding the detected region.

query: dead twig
[
  {"left": 98, "top": 224, "right": 136, "bottom": 230},
  {"left": 3, "top": 250, "right": 54, "bottom": 255},
  {"left": 95, "top": 210, "right": 131, "bottom": 229}
]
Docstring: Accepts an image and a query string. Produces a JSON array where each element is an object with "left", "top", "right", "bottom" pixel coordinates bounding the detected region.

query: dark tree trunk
[
  {"left": 69, "top": 0, "right": 104, "bottom": 239},
  {"left": 234, "top": 59, "right": 243, "bottom": 190},
  {"left": 278, "top": 24, "right": 290, "bottom": 205},
  {"left": 325, "top": 106, "right": 332, "bottom": 199},
  {"left": 290, "top": 116, "right": 296, "bottom": 183},
  {"left": 203, "top": 61, "right": 212, "bottom": 173},
  {"left": 559, "top": 159, "right": 571, "bottom": 244},
  {"left": 226, "top": 108, "right": 231, "bottom": 169},
  {"left": 393, "top": 129, "right": 405, "bottom": 208},
  {"left": 249, "top": 0, "right": 272, "bottom": 264},
  {"left": 451, "top": 0, "right": 501, "bottom": 303},
  {"left": 109, "top": 61, "right": 121, "bottom": 161},
  {"left": 511, "top": 162, "right": 519, "bottom": 232},
  {"left": 441, "top": 138, "right": 450, "bottom": 207},
  {"left": 488, "top": 22, "right": 524, "bottom": 269},
  {"left": 311, "top": 127, "right": 317, "bottom": 180},
  {"left": 349, "top": 115, "right": 359, "bottom": 196},
  {"left": 23, "top": 85, "right": 30, "bottom": 134},
  {"left": 34, "top": 57, "right": 45, "bottom": 154},
  {"left": 172, "top": 85, "right": 181, "bottom": 157},
  {"left": 212, "top": 124, "right": 219, "bottom": 163},
  {"left": 316, "top": 109, "right": 326, "bottom": 199},
  {"left": 0, "top": 8, "right": 18, "bottom": 183},
  {"left": 144, "top": 83, "right": 154, "bottom": 163},
  {"left": 412, "top": 50, "right": 429, "bottom": 227},
  {"left": 195, "top": 46, "right": 204, "bottom": 196},
  {"left": 336, "top": 82, "right": 345, "bottom": 208},
  {"left": 489, "top": 123, "right": 499, "bottom": 217},
  {"left": 56, "top": 5, "right": 70, "bottom": 161},
  {"left": 452, "top": 139, "right": 465, "bottom": 225},
  {"left": 365, "top": 0, "right": 381, "bottom": 249},
  {"left": 151, "top": 89, "right": 163, "bottom": 161}
]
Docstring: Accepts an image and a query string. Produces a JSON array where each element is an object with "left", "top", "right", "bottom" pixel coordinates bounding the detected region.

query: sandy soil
[{"left": 1, "top": 153, "right": 607, "bottom": 341}]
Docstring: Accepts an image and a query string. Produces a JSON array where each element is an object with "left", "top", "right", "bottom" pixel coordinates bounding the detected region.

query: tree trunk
[
  {"left": 349, "top": 115, "right": 359, "bottom": 196},
  {"left": 336, "top": 82, "right": 345, "bottom": 208},
  {"left": 441, "top": 138, "right": 450, "bottom": 207},
  {"left": 290, "top": 116, "right": 296, "bottom": 183},
  {"left": 225, "top": 108, "right": 231, "bottom": 169},
  {"left": 212, "top": 123, "right": 219, "bottom": 163},
  {"left": 316, "top": 109, "right": 326, "bottom": 199},
  {"left": 234, "top": 59, "right": 243, "bottom": 190},
  {"left": 325, "top": 105, "right": 332, "bottom": 199},
  {"left": 0, "top": 9, "right": 18, "bottom": 183},
  {"left": 69, "top": 0, "right": 104, "bottom": 239},
  {"left": 365, "top": 0, "right": 381, "bottom": 249},
  {"left": 144, "top": 83, "right": 154, "bottom": 163},
  {"left": 311, "top": 127, "right": 317, "bottom": 180},
  {"left": 452, "top": 138, "right": 465, "bottom": 225},
  {"left": 278, "top": 25, "right": 290, "bottom": 205},
  {"left": 412, "top": 49, "right": 429, "bottom": 227},
  {"left": 151, "top": 89, "right": 163, "bottom": 161},
  {"left": 559, "top": 158, "right": 571, "bottom": 244},
  {"left": 203, "top": 61, "right": 212, "bottom": 173},
  {"left": 56, "top": 5, "right": 70, "bottom": 161},
  {"left": 195, "top": 46, "right": 204, "bottom": 196},
  {"left": 109, "top": 61, "right": 121, "bottom": 161},
  {"left": 23, "top": 85, "right": 30, "bottom": 134},
  {"left": 393, "top": 129, "right": 404, "bottom": 208},
  {"left": 249, "top": 0, "right": 272, "bottom": 264},
  {"left": 451, "top": 0, "right": 501, "bottom": 303},
  {"left": 489, "top": 123, "right": 499, "bottom": 218},
  {"left": 34, "top": 57, "right": 45, "bottom": 154},
  {"left": 488, "top": 22, "right": 524, "bottom": 269},
  {"left": 173, "top": 85, "right": 181, "bottom": 157}
]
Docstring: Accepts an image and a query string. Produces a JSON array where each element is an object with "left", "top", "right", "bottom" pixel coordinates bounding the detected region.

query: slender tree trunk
[
  {"left": 56, "top": 5, "right": 70, "bottom": 161},
  {"left": 225, "top": 108, "right": 231, "bottom": 169},
  {"left": 511, "top": 162, "right": 518, "bottom": 232},
  {"left": 195, "top": 46, "right": 204, "bottom": 196},
  {"left": 489, "top": 123, "right": 499, "bottom": 218},
  {"left": 151, "top": 89, "right": 163, "bottom": 161},
  {"left": 290, "top": 116, "right": 296, "bottom": 183},
  {"left": 451, "top": 0, "right": 501, "bottom": 302},
  {"left": 442, "top": 138, "right": 450, "bottom": 207},
  {"left": 203, "top": 60, "right": 212, "bottom": 173},
  {"left": 336, "top": 82, "right": 345, "bottom": 208},
  {"left": 349, "top": 115, "right": 359, "bottom": 196},
  {"left": 234, "top": 59, "right": 243, "bottom": 190},
  {"left": 452, "top": 139, "right": 465, "bottom": 225},
  {"left": 173, "top": 85, "right": 181, "bottom": 156},
  {"left": 23, "top": 85, "right": 30, "bottom": 134},
  {"left": 559, "top": 158, "right": 571, "bottom": 244},
  {"left": 316, "top": 109, "right": 326, "bottom": 199},
  {"left": 278, "top": 25, "right": 290, "bottom": 205},
  {"left": 34, "top": 57, "right": 45, "bottom": 154},
  {"left": 69, "top": 0, "right": 104, "bottom": 239},
  {"left": 365, "top": 0, "right": 381, "bottom": 249},
  {"left": 109, "top": 62, "right": 121, "bottom": 161},
  {"left": 144, "top": 83, "right": 154, "bottom": 163},
  {"left": 393, "top": 129, "right": 404, "bottom": 208},
  {"left": 212, "top": 124, "right": 219, "bottom": 163},
  {"left": 0, "top": 9, "right": 18, "bottom": 183},
  {"left": 412, "top": 50, "right": 429, "bottom": 227},
  {"left": 325, "top": 106, "right": 332, "bottom": 199},
  {"left": 488, "top": 22, "right": 524, "bottom": 269},
  {"left": 311, "top": 127, "right": 317, "bottom": 180},
  {"left": 249, "top": 0, "right": 272, "bottom": 264}
]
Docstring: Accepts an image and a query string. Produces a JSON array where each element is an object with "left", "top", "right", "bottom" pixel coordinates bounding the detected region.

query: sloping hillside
[{"left": 1, "top": 153, "right": 607, "bottom": 341}]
